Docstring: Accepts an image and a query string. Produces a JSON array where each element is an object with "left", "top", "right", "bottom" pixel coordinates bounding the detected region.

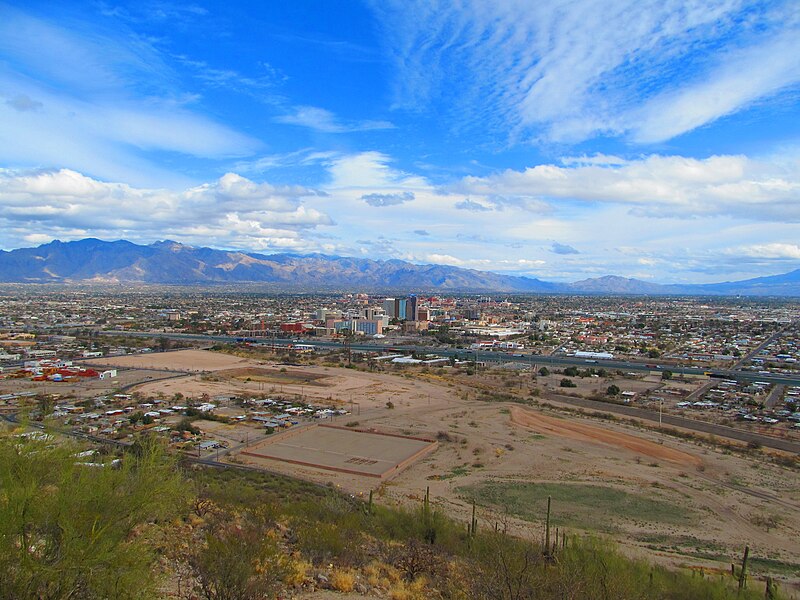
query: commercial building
[{"left": 406, "top": 295, "right": 419, "bottom": 321}]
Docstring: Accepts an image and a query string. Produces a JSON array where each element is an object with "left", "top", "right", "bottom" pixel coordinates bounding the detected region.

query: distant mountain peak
[
  {"left": 150, "top": 240, "right": 188, "bottom": 251},
  {"left": 0, "top": 238, "right": 797, "bottom": 296}
]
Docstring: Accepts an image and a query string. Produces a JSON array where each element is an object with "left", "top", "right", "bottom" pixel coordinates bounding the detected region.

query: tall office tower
[
  {"left": 395, "top": 298, "right": 407, "bottom": 320},
  {"left": 405, "top": 295, "right": 419, "bottom": 321},
  {"left": 382, "top": 298, "right": 396, "bottom": 318}
]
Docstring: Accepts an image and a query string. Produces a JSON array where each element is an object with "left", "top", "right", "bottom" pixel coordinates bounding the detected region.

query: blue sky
[{"left": 1, "top": 0, "right": 799, "bottom": 283}]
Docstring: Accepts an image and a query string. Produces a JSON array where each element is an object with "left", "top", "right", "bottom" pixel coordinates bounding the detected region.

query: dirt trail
[{"left": 510, "top": 406, "right": 702, "bottom": 466}]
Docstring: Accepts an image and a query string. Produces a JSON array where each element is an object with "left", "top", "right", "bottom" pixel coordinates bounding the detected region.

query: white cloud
[
  {"left": 452, "top": 153, "right": 800, "bottom": 221},
  {"left": 421, "top": 254, "right": 546, "bottom": 272},
  {"left": 0, "top": 6, "right": 259, "bottom": 186},
  {"left": 731, "top": 243, "right": 800, "bottom": 260},
  {"left": 425, "top": 253, "right": 464, "bottom": 266},
  {"left": 372, "top": 0, "right": 800, "bottom": 143},
  {"left": 232, "top": 149, "right": 340, "bottom": 174},
  {"left": 632, "top": 30, "right": 800, "bottom": 143},
  {"left": 275, "top": 106, "right": 395, "bottom": 133},
  {"left": 326, "top": 152, "right": 428, "bottom": 189},
  {"left": 0, "top": 169, "right": 332, "bottom": 251}
]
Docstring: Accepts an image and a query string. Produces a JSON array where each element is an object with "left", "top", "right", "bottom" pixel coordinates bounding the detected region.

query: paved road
[
  {"left": 734, "top": 328, "right": 784, "bottom": 369},
  {"left": 546, "top": 394, "right": 800, "bottom": 454},
  {"left": 99, "top": 331, "right": 800, "bottom": 387},
  {"left": 765, "top": 385, "right": 786, "bottom": 409}
]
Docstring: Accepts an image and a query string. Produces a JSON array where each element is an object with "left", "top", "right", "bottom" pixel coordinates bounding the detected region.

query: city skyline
[{"left": 1, "top": 1, "right": 799, "bottom": 283}]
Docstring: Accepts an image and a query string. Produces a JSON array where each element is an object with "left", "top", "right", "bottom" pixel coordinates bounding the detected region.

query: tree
[
  {"left": 538, "top": 367, "right": 550, "bottom": 377},
  {"left": 661, "top": 370, "right": 673, "bottom": 380},
  {"left": 469, "top": 531, "right": 542, "bottom": 599},
  {"left": 190, "top": 516, "right": 287, "bottom": 600},
  {"left": 607, "top": 385, "right": 620, "bottom": 396},
  {"left": 563, "top": 366, "right": 579, "bottom": 377},
  {"left": 36, "top": 394, "right": 53, "bottom": 418},
  {"left": 751, "top": 513, "right": 781, "bottom": 532},
  {"left": 0, "top": 434, "right": 188, "bottom": 599},
  {"left": 560, "top": 378, "right": 577, "bottom": 388},
  {"left": 176, "top": 418, "right": 201, "bottom": 435}
]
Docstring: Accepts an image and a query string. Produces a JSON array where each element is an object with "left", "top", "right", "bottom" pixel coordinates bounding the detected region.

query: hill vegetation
[{"left": 0, "top": 431, "right": 784, "bottom": 599}]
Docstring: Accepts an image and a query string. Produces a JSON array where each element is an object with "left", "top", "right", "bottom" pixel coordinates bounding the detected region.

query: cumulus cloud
[
  {"left": 425, "top": 253, "right": 464, "bottom": 266},
  {"left": 275, "top": 105, "right": 395, "bottom": 133},
  {"left": 0, "top": 169, "right": 332, "bottom": 251},
  {"left": 731, "top": 243, "right": 800, "bottom": 260},
  {"left": 551, "top": 242, "right": 579, "bottom": 255},
  {"left": 452, "top": 153, "right": 800, "bottom": 221},
  {"left": 422, "top": 254, "right": 546, "bottom": 272},
  {"left": 361, "top": 191, "right": 415, "bottom": 207}
]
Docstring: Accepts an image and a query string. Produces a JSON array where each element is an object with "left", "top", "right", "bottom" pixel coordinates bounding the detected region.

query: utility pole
[{"left": 345, "top": 329, "right": 353, "bottom": 365}]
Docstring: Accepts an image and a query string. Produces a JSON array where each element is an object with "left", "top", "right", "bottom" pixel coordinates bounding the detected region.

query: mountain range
[{"left": 0, "top": 238, "right": 798, "bottom": 296}]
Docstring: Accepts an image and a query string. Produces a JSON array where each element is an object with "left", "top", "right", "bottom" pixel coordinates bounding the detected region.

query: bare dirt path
[{"left": 510, "top": 405, "right": 702, "bottom": 466}]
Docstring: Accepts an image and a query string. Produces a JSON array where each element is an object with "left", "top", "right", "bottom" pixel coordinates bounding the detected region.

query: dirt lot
[
  {"left": 217, "top": 367, "right": 330, "bottom": 386},
  {"left": 509, "top": 406, "right": 701, "bottom": 466},
  {"left": 240, "top": 424, "right": 436, "bottom": 479},
  {"left": 95, "top": 350, "right": 800, "bottom": 584},
  {"left": 83, "top": 349, "right": 251, "bottom": 372}
]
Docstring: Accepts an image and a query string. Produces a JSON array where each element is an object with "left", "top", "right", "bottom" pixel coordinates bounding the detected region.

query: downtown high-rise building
[{"left": 405, "top": 295, "right": 418, "bottom": 321}]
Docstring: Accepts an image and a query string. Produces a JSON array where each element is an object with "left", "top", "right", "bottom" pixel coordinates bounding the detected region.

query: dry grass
[
  {"left": 329, "top": 569, "right": 356, "bottom": 592},
  {"left": 363, "top": 560, "right": 402, "bottom": 588},
  {"left": 283, "top": 557, "right": 311, "bottom": 587},
  {"left": 388, "top": 577, "right": 430, "bottom": 600}
]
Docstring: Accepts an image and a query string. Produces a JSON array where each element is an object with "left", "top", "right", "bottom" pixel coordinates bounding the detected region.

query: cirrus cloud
[
  {"left": 275, "top": 105, "right": 395, "bottom": 133},
  {"left": 372, "top": 0, "right": 800, "bottom": 144}
]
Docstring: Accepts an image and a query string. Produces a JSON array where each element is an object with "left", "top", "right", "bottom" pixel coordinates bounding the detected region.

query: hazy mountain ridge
[{"left": 0, "top": 239, "right": 798, "bottom": 296}]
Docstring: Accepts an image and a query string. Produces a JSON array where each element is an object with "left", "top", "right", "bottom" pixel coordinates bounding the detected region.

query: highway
[{"left": 99, "top": 330, "right": 800, "bottom": 387}]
